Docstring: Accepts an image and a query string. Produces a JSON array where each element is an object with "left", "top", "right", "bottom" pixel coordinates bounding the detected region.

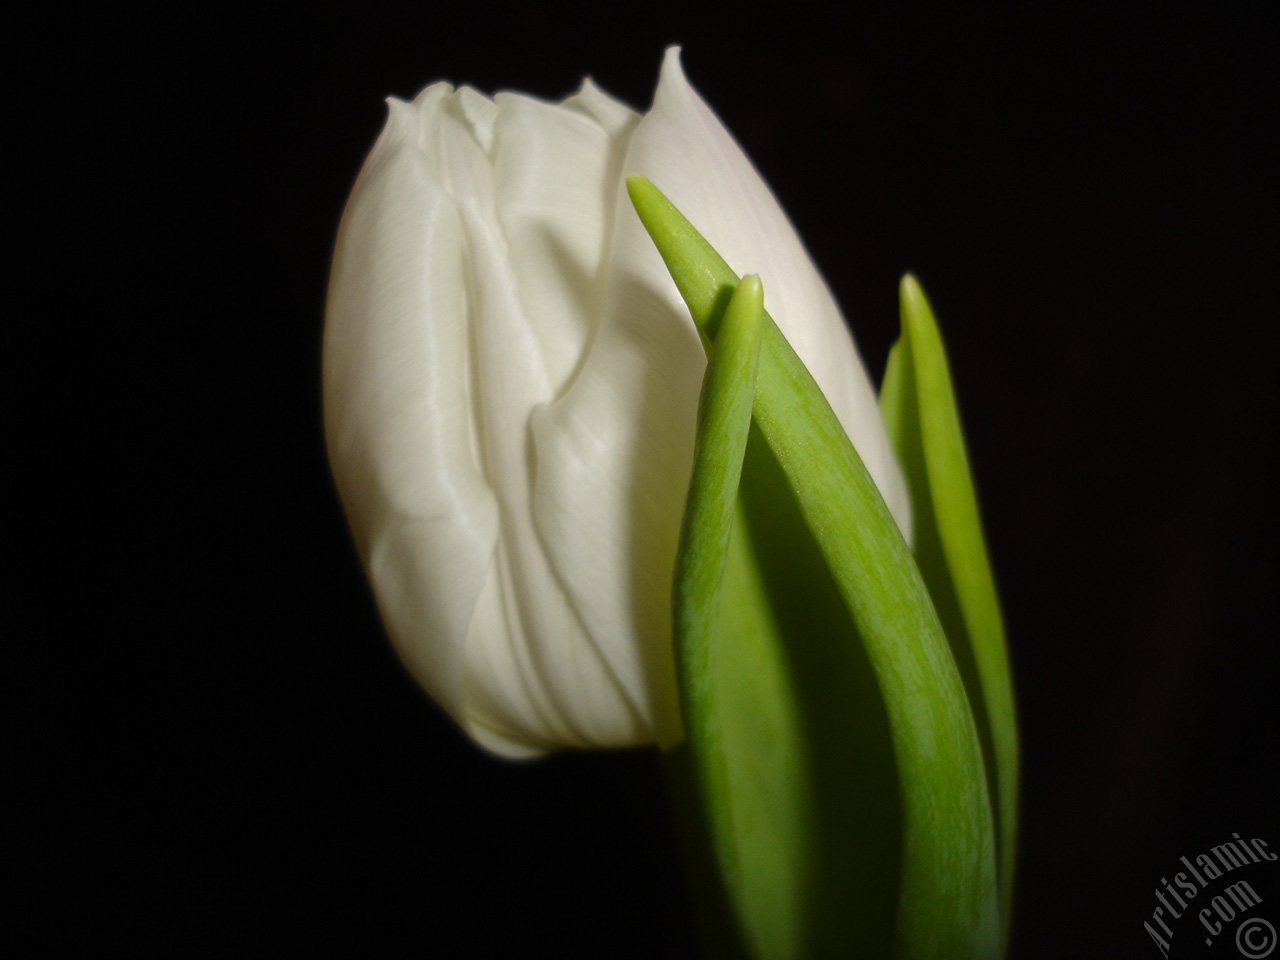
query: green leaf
[
  {"left": 674, "top": 273, "right": 766, "bottom": 907},
  {"left": 881, "top": 275, "right": 1020, "bottom": 955},
  {"left": 633, "top": 174, "right": 998, "bottom": 959}
]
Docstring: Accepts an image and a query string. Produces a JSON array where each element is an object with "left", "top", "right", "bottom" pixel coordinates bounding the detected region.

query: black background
[{"left": 28, "top": 3, "right": 1275, "bottom": 956}]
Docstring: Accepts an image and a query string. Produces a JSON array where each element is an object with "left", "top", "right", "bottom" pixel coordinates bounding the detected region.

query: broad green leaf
[
  {"left": 881, "top": 275, "right": 1019, "bottom": 954},
  {"left": 632, "top": 174, "right": 998, "bottom": 959}
]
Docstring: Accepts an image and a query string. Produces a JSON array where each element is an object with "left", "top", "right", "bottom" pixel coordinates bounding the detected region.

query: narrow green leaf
[
  {"left": 674, "top": 274, "right": 766, "bottom": 906},
  {"left": 633, "top": 175, "right": 998, "bottom": 959},
  {"left": 881, "top": 274, "right": 1019, "bottom": 955}
]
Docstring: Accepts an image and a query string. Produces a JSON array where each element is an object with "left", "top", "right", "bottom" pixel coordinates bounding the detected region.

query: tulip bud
[{"left": 324, "top": 48, "right": 910, "bottom": 757}]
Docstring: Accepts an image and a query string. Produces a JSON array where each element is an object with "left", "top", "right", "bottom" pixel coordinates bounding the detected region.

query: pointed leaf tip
[
  {"left": 626, "top": 172, "right": 657, "bottom": 211},
  {"left": 883, "top": 272, "right": 1018, "bottom": 956},
  {"left": 899, "top": 273, "right": 928, "bottom": 316}
]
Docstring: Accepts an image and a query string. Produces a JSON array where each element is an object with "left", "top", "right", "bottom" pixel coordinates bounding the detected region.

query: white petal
[
  {"left": 323, "top": 91, "right": 498, "bottom": 723},
  {"left": 624, "top": 47, "right": 913, "bottom": 539},
  {"left": 529, "top": 267, "right": 700, "bottom": 748},
  {"left": 527, "top": 88, "right": 712, "bottom": 748},
  {"left": 438, "top": 101, "right": 648, "bottom": 751},
  {"left": 489, "top": 90, "right": 633, "bottom": 396},
  {"left": 454, "top": 85, "right": 499, "bottom": 156},
  {"left": 563, "top": 77, "right": 642, "bottom": 139}
]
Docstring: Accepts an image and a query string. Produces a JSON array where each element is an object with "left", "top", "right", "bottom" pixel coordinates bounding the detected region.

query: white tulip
[{"left": 324, "top": 47, "right": 911, "bottom": 757}]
